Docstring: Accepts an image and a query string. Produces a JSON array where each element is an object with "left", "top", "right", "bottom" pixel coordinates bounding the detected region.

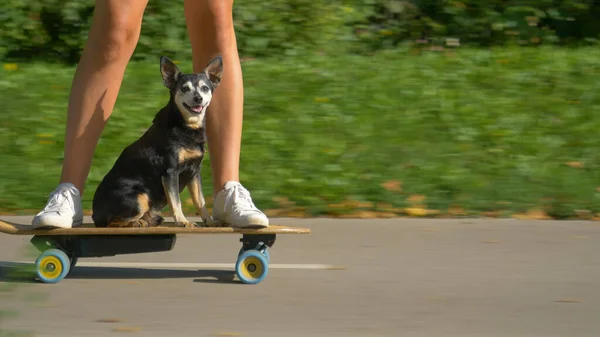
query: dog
[{"left": 91, "top": 55, "right": 223, "bottom": 228}]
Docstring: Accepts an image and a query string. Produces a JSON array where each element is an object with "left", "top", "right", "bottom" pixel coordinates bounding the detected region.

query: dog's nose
[{"left": 193, "top": 96, "right": 203, "bottom": 104}]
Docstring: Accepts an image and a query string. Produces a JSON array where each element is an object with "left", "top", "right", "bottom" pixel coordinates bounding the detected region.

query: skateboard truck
[{"left": 240, "top": 233, "right": 276, "bottom": 251}]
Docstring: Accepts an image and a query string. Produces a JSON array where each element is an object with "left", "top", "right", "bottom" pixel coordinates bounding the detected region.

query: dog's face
[{"left": 159, "top": 56, "right": 224, "bottom": 128}]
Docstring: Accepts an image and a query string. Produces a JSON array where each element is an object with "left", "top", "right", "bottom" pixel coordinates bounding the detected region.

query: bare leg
[
  {"left": 183, "top": 0, "right": 243, "bottom": 193},
  {"left": 183, "top": 0, "right": 269, "bottom": 228},
  {"left": 61, "top": 0, "right": 149, "bottom": 194},
  {"left": 32, "top": 0, "right": 149, "bottom": 228}
]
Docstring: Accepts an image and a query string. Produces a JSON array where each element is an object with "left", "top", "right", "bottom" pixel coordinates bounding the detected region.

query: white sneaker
[
  {"left": 31, "top": 183, "right": 83, "bottom": 229},
  {"left": 212, "top": 181, "right": 269, "bottom": 228}
]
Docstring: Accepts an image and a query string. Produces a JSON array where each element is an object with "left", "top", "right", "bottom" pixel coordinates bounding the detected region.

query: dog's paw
[
  {"left": 203, "top": 218, "right": 226, "bottom": 228},
  {"left": 151, "top": 215, "right": 164, "bottom": 227},
  {"left": 176, "top": 220, "right": 197, "bottom": 228},
  {"left": 134, "top": 219, "right": 150, "bottom": 228}
]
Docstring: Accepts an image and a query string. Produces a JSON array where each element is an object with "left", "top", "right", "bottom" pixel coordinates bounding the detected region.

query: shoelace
[
  {"left": 45, "top": 189, "right": 73, "bottom": 213},
  {"left": 231, "top": 185, "right": 257, "bottom": 211}
]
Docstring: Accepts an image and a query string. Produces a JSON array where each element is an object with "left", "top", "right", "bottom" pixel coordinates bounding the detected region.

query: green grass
[{"left": 1, "top": 46, "right": 600, "bottom": 219}]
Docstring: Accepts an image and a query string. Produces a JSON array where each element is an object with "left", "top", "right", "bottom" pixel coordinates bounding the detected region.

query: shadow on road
[
  {"left": 69, "top": 266, "right": 237, "bottom": 284},
  {"left": 0, "top": 263, "right": 238, "bottom": 284}
]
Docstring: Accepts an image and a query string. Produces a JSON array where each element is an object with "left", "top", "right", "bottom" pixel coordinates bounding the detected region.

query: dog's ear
[
  {"left": 203, "top": 55, "right": 224, "bottom": 88},
  {"left": 160, "top": 56, "right": 182, "bottom": 89}
]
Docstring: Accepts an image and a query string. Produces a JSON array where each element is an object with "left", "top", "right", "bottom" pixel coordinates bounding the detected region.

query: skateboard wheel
[
  {"left": 35, "top": 249, "right": 70, "bottom": 284},
  {"left": 235, "top": 250, "right": 269, "bottom": 285},
  {"left": 239, "top": 246, "right": 270, "bottom": 264}
]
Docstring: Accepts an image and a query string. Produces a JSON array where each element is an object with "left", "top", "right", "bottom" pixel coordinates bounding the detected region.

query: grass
[{"left": 1, "top": 46, "right": 600, "bottom": 219}]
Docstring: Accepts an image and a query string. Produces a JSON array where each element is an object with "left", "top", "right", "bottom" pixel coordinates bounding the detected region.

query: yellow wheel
[
  {"left": 35, "top": 249, "right": 70, "bottom": 284},
  {"left": 235, "top": 250, "right": 269, "bottom": 284}
]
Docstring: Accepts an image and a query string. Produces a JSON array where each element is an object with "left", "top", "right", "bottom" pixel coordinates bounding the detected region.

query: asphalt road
[{"left": 1, "top": 216, "right": 600, "bottom": 337}]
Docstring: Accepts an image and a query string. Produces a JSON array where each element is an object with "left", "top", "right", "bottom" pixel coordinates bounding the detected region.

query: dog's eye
[
  {"left": 201, "top": 85, "right": 209, "bottom": 92},
  {"left": 181, "top": 86, "right": 190, "bottom": 93}
]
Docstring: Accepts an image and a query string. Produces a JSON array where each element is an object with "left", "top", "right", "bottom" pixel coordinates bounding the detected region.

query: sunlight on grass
[{"left": 1, "top": 47, "right": 600, "bottom": 219}]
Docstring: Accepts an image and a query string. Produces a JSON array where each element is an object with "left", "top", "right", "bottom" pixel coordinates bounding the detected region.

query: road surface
[{"left": 1, "top": 216, "right": 599, "bottom": 337}]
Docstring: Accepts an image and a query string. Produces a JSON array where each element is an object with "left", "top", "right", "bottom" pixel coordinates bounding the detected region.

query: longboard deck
[{"left": 0, "top": 219, "right": 310, "bottom": 236}]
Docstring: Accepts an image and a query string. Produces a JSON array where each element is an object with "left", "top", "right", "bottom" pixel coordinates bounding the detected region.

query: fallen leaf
[
  {"left": 375, "top": 212, "right": 397, "bottom": 218},
  {"left": 381, "top": 180, "right": 402, "bottom": 192},
  {"left": 342, "top": 200, "right": 373, "bottom": 209},
  {"left": 407, "top": 194, "right": 426, "bottom": 203},
  {"left": 264, "top": 209, "right": 284, "bottom": 217},
  {"left": 376, "top": 203, "right": 404, "bottom": 214},
  {"left": 512, "top": 209, "right": 551, "bottom": 220},
  {"left": 338, "top": 211, "right": 379, "bottom": 219},
  {"left": 327, "top": 203, "right": 347, "bottom": 210},
  {"left": 565, "top": 161, "right": 584, "bottom": 168},
  {"left": 574, "top": 209, "right": 593, "bottom": 220},
  {"left": 376, "top": 202, "right": 393, "bottom": 210},
  {"left": 272, "top": 196, "right": 294, "bottom": 208},
  {"left": 3, "top": 63, "right": 18, "bottom": 71},
  {"left": 482, "top": 211, "right": 500, "bottom": 218},
  {"left": 404, "top": 207, "right": 438, "bottom": 217},
  {"left": 448, "top": 205, "right": 466, "bottom": 216},
  {"left": 279, "top": 208, "right": 310, "bottom": 218}
]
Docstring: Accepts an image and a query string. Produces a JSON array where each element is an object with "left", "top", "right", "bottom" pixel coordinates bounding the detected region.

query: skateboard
[{"left": 0, "top": 219, "right": 310, "bottom": 285}]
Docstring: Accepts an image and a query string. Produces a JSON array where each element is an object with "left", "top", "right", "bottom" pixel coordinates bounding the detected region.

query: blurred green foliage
[
  {"left": 1, "top": 0, "right": 600, "bottom": 63},
  {"left": 1, "top": 1, "right": 599, "bottom": 219},
  {"left": 1, "top": 47, "right": 599, "bottom": 218}
]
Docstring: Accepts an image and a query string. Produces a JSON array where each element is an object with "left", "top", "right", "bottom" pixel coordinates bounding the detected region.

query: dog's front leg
[
  {"left": 187, "top": 171, "right": 223, "bottom": 227},
  {"left": 161, "top": 171, "right": 196, "bottom": 228}
]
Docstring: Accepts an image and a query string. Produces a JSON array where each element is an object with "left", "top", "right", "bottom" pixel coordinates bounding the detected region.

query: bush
[
  {"left": 1, "top": 1, "right": 600, "bottom": 63},
  {"left": 0, "top": 0, "right": 348, "bottom": 63},
  {"left": 343, "top": 0, "right": 600, "bottom": 51}
]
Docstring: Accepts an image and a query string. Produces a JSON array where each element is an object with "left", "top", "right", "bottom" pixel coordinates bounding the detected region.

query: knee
[
  {"left": 205, "top": 0, "right": 235, "bottom": 37},
  {"left": 95, "top": 16, "right": 142, "bottom": 62}
]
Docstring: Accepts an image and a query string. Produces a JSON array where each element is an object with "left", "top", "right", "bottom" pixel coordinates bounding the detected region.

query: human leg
[
  {"left": 183, "top": 0, "right": 268, "bottom": 228},
  {"left": 32, "top": 0, "right": 149, "bottom": 228}
]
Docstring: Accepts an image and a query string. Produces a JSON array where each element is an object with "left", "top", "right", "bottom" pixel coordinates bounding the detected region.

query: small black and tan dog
[{"left": 92, "top": 56, "right": 223, "bottom": 228}]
